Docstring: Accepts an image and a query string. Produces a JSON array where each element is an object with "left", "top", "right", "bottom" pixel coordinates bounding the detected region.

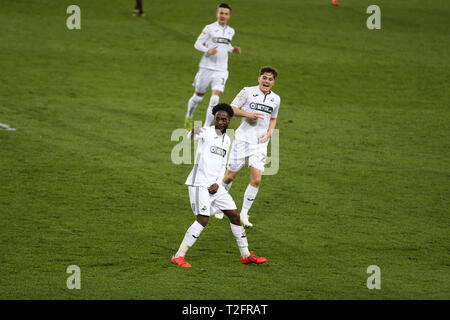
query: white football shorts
[
  {"left": 227, "top": 139, "right": 267, "bottom": 172},
  {"left": 192, "top": 68, "right": 229, "bottom": 93},
  {"left": 188, "top": 184, "right": 237, "bottom": 216}
]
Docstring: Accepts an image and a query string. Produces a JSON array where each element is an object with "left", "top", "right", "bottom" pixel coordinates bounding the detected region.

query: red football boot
[
  {"left": 171, "top": 255, "right": 191, "bottom": 268},
  {"left": 241, "top": 252, "right": 266, "bottom": 264}
]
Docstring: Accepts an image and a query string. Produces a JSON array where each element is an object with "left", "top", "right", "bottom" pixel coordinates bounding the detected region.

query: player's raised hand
[
  {"left": 246, "top": 112, "right": 264, "bottom": 121},
  {"left": 191, "top": 126, "right": 205, "bottom": 135},
  {"left": 232, "top": 46, "right": 241, "bottom": 54},
  {"left": 207, "top": 46, "right": 218, "bottom": 55}
]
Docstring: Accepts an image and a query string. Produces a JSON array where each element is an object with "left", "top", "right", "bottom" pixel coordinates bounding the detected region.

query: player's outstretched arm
[{"left": 231, "top": 106, "right": 264, "bottom": 120}]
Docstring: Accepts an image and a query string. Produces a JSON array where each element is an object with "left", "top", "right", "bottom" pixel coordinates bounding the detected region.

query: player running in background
[
  {"left": 133, "top": 0, "right": 144, "bottom": 17},
  {"left": 215, "top": 66, "right": 280, "bottom": 228},
  {"left": 184, "top": 3, "right": 241, "bottom": 130},
  {"left": 172, "top": 104, "right": 266, "bottom": 267}
]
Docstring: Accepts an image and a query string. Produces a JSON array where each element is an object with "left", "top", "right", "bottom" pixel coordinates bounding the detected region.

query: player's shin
[
  {"left": 187, "top": 94, "right": 204, "bottom": 119},
  {"left": 175, "top": 220, "right": 204, "bottom": 257},
  {"left": 230, "top": 223, "right": 250, "bottom": 258},
  {"left": 205, "top": 94, "right": 220, "bottom": 126},
  {"left": 241, "top": 184, "right": 259, "bottom": 219}
]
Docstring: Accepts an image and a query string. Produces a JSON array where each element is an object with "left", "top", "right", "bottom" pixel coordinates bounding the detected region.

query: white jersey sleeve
[
  {"left": 231, "top": 87, "right": 249, "bottom": 109},
  {"left": 270, "top": 96, "right": 281, "bottom": 119},
  {"left": 194, "top": 26, "right": 210, "bottom": 53}
]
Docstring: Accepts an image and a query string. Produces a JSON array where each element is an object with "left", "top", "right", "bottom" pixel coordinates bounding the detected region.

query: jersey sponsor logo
[
  {"left": 213, "top": 37, "right": 231, "bottom": 44},
  {"left": 249, "top": 102, "right": 274, "bottom": 114},
  {"left": 210, "top": 146, "right": 227, "bottom": 157}
]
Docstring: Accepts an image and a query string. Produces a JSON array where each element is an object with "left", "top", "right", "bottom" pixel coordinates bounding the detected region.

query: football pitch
[{"left": 0, "top": 0, "right": 449, "bottom": 299}]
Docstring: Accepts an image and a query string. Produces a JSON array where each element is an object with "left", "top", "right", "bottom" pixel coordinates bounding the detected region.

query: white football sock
[
  {"left": 241, "top": 184, "right": 259, "bottom": 218},
  {"left": 230, "top": 223, "right": 249, "bottom": 257},
  {"left": 239, "top": 246, "right": 251, "bottom": 258},
  {"left": 175, "top": 220, "right": 204, "bottom": 257},
  {"left": 186, "top": 94, "right": 204, "bottom": 119},
  {"left": 204, "top": 94, "right": 220, "bottom": 126},
  {"left": 221, "top": 181, "right": 233, "bottom": 191}
]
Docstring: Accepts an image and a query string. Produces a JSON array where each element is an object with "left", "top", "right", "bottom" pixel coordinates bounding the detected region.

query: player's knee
[
  {"left": 226, "top": 211, "right": 240, "bottom": 224},
  {"left": 196, "top": 214, "right": 209, "bottom": 227},
  {"left": 250, "top": 177, "right": 261, "bottom": 187}
]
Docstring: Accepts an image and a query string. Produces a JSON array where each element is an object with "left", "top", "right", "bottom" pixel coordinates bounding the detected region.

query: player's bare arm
[
  {"left": 231, "top": 106, "right": 264, "bottom": 120},
  {"left": 258, "top": 118, "right": 277, "bottom": 143}
]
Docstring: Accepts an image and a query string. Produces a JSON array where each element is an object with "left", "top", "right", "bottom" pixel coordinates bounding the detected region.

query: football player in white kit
[
  {"left": 172, "top": 103, "right": 266, "bottom": 267},
  {"left": 215, "top": 66, "right": 280, "bottom": 228},
  {"left": 184, "top": 3, "right": 241, "bottom": 130}
]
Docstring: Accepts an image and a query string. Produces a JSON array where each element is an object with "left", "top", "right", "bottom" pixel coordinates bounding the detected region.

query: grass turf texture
[{"left": 0, "top": 0, "right": 449, "bottom": 299}]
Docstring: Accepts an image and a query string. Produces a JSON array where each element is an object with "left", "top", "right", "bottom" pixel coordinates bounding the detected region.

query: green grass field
[{"left": 0, "top": 0, "right": 449, "bottom": 299}]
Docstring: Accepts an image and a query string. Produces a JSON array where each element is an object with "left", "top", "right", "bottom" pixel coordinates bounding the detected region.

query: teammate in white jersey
[
  {"left": 172, "top": 103, "right": 266, "bottom": 267},
  {"left": 216, "top": 66, "right": 280, "bottom": 227},
  {"left": 184, "top": 3, "right": 241, "bottom": 130}
]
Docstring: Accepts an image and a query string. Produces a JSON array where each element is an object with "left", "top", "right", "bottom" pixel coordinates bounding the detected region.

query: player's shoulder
[
  {"left": 247, "top": 86, "right": 261, "bottom": 93},
  {"left": 269, "top": 90, "right": 281, "bottom": 102},
  {"left": 241, "top": 86, "right": 255, "bottom": 92},
  {"left": 226, "top": 25, "right": 236, "bottom": 34},
  {"left": 205, "top": 21, "right": 220, "bottom": 29}
]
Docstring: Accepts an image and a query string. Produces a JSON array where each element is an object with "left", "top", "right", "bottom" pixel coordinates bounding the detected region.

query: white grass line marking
[{"left": 0, "top": 122, "right": 17, "bottom": 131}]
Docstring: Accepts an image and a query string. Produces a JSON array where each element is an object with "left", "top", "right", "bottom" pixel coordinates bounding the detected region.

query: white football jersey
[
  {"left": 231, "top": 86, "right": 281, "bottom": 145},
  {"left": 185, "top": 126, "right": 231, "bottom": 187},
  {"left": 195, "top": 21, "right": 235, "bottom": 72}
]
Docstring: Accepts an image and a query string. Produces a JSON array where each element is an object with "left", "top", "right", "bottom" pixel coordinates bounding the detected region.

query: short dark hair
[
  {"left": 212, "top": 103, "right": 234, "bottom": 118},
  {"left": 259, "top": 66, "right": 278, "bottom": 79},
  {"left": 218, "top": 3, "right": 231, "bottom": 11}
]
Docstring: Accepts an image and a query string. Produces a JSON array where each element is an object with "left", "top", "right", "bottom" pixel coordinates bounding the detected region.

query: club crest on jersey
[
  {"left": 249, "top": 102, "right": 273, "bottom": 114},
  {"left": 210, "top": 146, "right": 227, "bottom": 157},
  {"left": 212, "top": 37, "right": 231, "bottom": 44}
]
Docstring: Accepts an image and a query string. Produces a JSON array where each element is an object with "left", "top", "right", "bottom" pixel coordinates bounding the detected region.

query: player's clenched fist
[
  {"left": 208, "top": 183, "right": 219, "bottom": 194},
  {"left": 207, "top": 46, "right": 218, "bottom": 55}
]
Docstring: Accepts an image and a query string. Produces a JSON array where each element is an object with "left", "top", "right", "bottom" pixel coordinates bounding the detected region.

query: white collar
[
  {"left": 257, "top": 86, "right": 272, "bottom": 96},
  {"left": 214, "top": 21, "right": 228, "bottom": 29}
]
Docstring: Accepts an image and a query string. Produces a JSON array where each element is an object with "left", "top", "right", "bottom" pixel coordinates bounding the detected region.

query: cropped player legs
[
  {"left": 241, "top": 167, "right": 262, "bottom": 219},
  {"left": 223, "top": 209, "right": 250, "bottom": 258},
  {"left": 204, "top": 90, "right": 222, "bottom": 126}
]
